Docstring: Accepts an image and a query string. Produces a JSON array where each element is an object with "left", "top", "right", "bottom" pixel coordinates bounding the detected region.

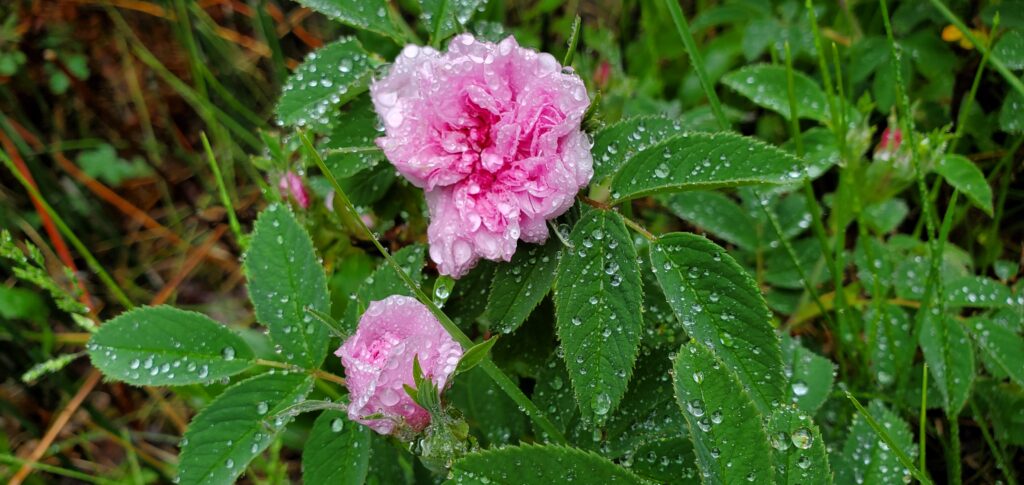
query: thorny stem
[
  {"left": 300, "top": 131, "right": 569, "bottom": 444},
  {"left": 579, "top": 196, "right": 656, "bottom": 241},
  {"left": 254, "top": 358, "right": 347, "bottom": 386}
]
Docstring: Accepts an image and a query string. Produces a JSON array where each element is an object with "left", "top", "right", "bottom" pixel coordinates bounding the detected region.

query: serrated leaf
[
  {"left": 966, "top": 317, "right": 1024, "bottom": 388},
  {"left": 933, "top": 154, "right": 993, "bottom": 215},
  {"left": 1000, "top": 90, "right": 1024, "bottom": 133},
  {"left": 342, "top": 244, "right": 426, "bottom": 333},
  {"left": 651, "top": 233, "right": 786, "bottom": 414},
  {"left": 486, "top": 239, "right": 560, "bottom": 333},
  {"left": 421, "top": 0, "right": 484, "bottom": 42},
  {"left": 835, "top": 400, "right": 915, "bottom": 485},
  {"left": 609, "top": 132, "right": 806, "bottom": 203},
  {"left": 663, "top": 191, "right": 758, "bottom": 251},
  {"left": 994, "top": 29, "right": 1024, "bottom": 70},
  {"left": 276, "top": 38, "right": 380, "bottom": 131},
  {"left": 291, "top": 0, "right": 404, "bottom": 41},
  {"left": 337, "top": 162, "right": 396, "bottom": 206},
  {"left": 629, "top": 437, "right": 700, "bottom": 483},
  {"left": 531, "top": 354, "right": 577, "bottom": 438},
  {"left": 554, "top": 209, "right": 643, "bottom": 424},
  {"left": 449, "top": 366, "right": 528, "bottom": 447},
  {"left": 946, "top": 275, "right": 1016, "bottom": 309},
  {"left": 919, "top": 313, "right": 974, "bottom": 414},
  {"left": 767, "top": 406, "right": 832, "bottom": 485},
  {"left": 448, "top": 444, "right": 646, "bottom": 484},
  {"left": 599, "top": 351, "right": 687, "bottom": 458},
  {"left": 444, "top": 261, "right": 495, "bottom": 329},
  {"left": 721, "top": 64, "right": 829, "bottom": 122},
  {"left": 87, "top": 306, "right": 253, "bottom": 386},
  {"left": 591, "top": 116, "right": 684, "bottom": 181},
  {"left": 177, "top": 372, "right": 314, "bottom": 485},
  {"left": 781, "top": 336, "right": 834, "bottom": 415},
  {"left": 672, "top": 341, "right": 774, "bottom": 484},
  {"left": 302, "top": 410, "right": 371, "bottom": 485},
  {"left": 863, "top": 199, "right": 909, "bottom": 234},
  {"left": 245, "top": 204, "right": 332, "bottom": 368},
  {"left": 865, "top": 304, "right": 914, "bottom": 388},
  {"left": 323, "top": 96, "right": 386, "bottom": 177}
]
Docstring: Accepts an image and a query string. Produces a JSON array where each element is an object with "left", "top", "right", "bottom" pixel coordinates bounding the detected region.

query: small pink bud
[
  {"left": 277, "top": 171, "right": 310, "bottom": 209},
  {"left": 336, "top": 295, "right": 463, "bottom": 436},
  {"left": 876, "top": 125, "right": 901, "bottom": 152},
  {"left": 594, "top": 60, "right": 611, "bottom": 89}
]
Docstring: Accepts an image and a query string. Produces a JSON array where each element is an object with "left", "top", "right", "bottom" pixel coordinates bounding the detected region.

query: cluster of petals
[
  {"left": 370, "top": 34, "right": 593, "bottom": 277},
  {"left": 336, "top": 295, "right": 462, "bottom": 436}
]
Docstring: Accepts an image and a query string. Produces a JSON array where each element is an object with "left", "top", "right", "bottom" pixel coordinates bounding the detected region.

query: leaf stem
[
  {"left": 663, "top": 0, "right": 729, "bottom": 130},
  {"left": 301, "top": 131, "right": 568, "bottom": 444},
  {"left": 926, "top": 0, "right": 1024, "bottom": 98},
  {"left": 920, "top": 363, "right": 928, "bottom": 475},
  {"left": 970, "top": 399, "right": 1018, "bottom": 485},
  {"left": 201, "top": 132, "right": 245, "bottom": 246},
  {"left": 844, "top": 392, "right": 934, "bottom": 485},
  {"left": 253, "top": 358, "right": 347, "bottom": 386}
]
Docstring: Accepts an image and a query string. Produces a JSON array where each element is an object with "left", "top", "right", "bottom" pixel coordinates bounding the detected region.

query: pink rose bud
[
  {"left": 336, "top": 295, "right": 463, "bottom": 436},
  {"left": 874, "top": 126, "right": 903, "bottom": 161},
  {"left": 594, "top": 60, "right": 611, "bottom": 89},
  {"left": 370, "top": 34, "right": 594, "bottom": 278},
  {"left": 277, "top": 171, "right": 310, "bottom": 209}
]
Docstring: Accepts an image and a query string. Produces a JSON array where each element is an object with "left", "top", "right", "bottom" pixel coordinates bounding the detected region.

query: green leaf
[
  {"left": 455, "top": 336, "right": 499, "bottom": 375},
  {"left": 554, "top": 209, "right": 643, "bottom": 424},
  {"left": 421, "top": 0, "right": 484, "bottom": 43},
  {"left": 177, "top": 372, "right": 314, "bottom": 485},
  {"left": 863, "top": 199, "right": 909, "bottom": 234},
  {"left": 302, "top": 410, "right": 371, "bottom": 485},
  {"left": 721, "top": 64, "right": 829, "bottom": 122},
  {"left": 966, "top": 317, "right": 1024, "bottom": 388},
  {"left": 919, "top": 313, "right": 974, "bottom": 414},
  {"left": 1000, "top": 90, "right": 1024, "bottom": 133},
  {"left": 835, "top": 400, "right": 916, "bottom": 485},
  {"left": 291, "top": 0, "right": 404, "bottom": 41},
  {"left": 323, "top": 96, "right": 386, "bottom": 178},
  {"left": 672, "top": 341, "right": 774, "bottom": 484},
  {"left": 609, "top": 132, "right": 806, "bottom": 203},
  {"left": 651, "top": 232, "right": 786, "bottom": 414},
  {"left": 629, "top": 437, "right": 700, "bottom": 483},
  {"left": 448, "top": 444, "right": 646, "bottom": 484},
  {"left": 781, "top": 336, "right": 834, "bottom": 415},
  {"left": 591, "top": 116, "right": 683, "bottom": 181},
  {"left": 486, "top": 239, "right": 560, "bottom": 333},
  {"left": 245, "top": 204, "right": 332, "bottom": 368},
  {"left": 531, "top": 354, "right": 578, "bottom": 437},
  {"left": 337, "top": 162, "right": 396, "bottom": 206},
  {"left": 87, "top": 306, "right": 253, "bottom": 386},
  {"left": 945, "top": 275, "right": 1016, "bottom": 309},
  {"left": 994, "top": 29, "right": 1024, "bottom": 70},
  {"left": 342, "top": 244, "right": 426, "bottom": 333},
  {"left": 662, "top": 191, "right": 759, "bottom": 251},
  {"left": 766, "top": 406, "right": 832, "bottom": 485},
  {"left": 599, "top": 351, "right": 687, "bottom": 458},
  {"left": 76, "top": 144, "right": 152, "bottom": 186},
  {"left": 449, "top": 366, "right": 528, "bottom": 447},
  {"left": 865, "top": 304, "right": 914, "bottom": 388},
  {"left": 444, "top": 261, "right": 496, "bottom": 329},
  {"left": 933, "top": 154, "right": 993, "bottom": 215},
  {"left": 276, "top": 38, "right": 380, "bottom": 131}
]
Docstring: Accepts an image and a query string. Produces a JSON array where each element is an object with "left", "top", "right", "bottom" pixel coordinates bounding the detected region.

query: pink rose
[
  {"left": 370, "top": 34, "right": 593, "bottom": 277},
  {"left": 336, "top": 295, "right": 463, "bottom": 436},
  {"left": 277, "top": 171, "right": 310, "bottom": 209},
  {"left": 874, "top": 126, "right": 903, "bottom": 161}
]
